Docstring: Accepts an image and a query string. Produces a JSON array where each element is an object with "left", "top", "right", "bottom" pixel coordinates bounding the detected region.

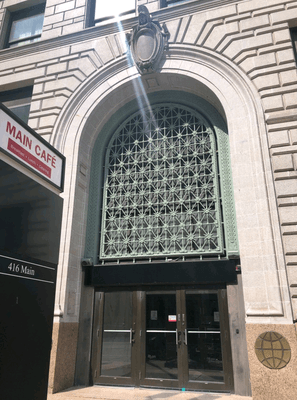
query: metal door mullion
[
  {"left": 177, "top": 289, "right": 187, "bottom": 388},
  {"left": 137, "top": 290, "right": 146, "bottom": 386},
  {"left": 218, "top": 289, "right": 234, "bottom": 391},
  {"left": 131, "top": 290, "right": 138, "bottom": 384},
  {"left": 97, "top": 292, "right": 105, "bottom": 381},
  {"left": 91, "top": 291, "right": 104, "bottom": 383}
]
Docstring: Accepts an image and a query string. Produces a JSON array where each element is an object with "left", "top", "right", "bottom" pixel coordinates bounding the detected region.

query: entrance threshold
[{"left": 48, "top": 386, "right": 253, "bottom": 400}]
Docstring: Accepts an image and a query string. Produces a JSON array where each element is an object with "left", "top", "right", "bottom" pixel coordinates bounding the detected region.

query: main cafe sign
[{"left": 0, "top": 104, "right": 64, "bottom": 191}]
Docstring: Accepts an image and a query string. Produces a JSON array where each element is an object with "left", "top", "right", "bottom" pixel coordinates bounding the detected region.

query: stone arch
[
  {"left": 89, "top": 92, "right": 239, "bottom": 264},
  {"left": 53, "top": 45, "right": 291, "bottom": 326}
]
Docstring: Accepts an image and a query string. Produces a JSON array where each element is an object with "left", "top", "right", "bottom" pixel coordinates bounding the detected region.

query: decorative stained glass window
[{"left": 100, "top": 104, "right": 224, "bottom": 261}]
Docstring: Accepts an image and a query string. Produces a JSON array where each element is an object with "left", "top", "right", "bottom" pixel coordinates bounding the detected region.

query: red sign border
[{"left": 0, "top": 103, "right": 65, "bottom": 192}]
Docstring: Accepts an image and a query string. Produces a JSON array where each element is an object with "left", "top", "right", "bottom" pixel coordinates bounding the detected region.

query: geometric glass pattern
[
  {"left": 255, "top": 331, "right": 291, "bottom": 369},
  {"left": 100, "top": 104, "right": 224, "bottom": 261}
]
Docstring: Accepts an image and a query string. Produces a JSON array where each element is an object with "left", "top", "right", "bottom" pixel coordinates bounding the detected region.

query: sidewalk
[{"left": 48, "top": 386, "right": 252, "bottom": 400}]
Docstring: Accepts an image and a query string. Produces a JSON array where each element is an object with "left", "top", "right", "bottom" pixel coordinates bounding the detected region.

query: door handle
[
  {"left": 130, "top": 328, "right": 135, "bottom": 344},
  {"left": 184, "top": 329, "right": 188, "bottom": 346},
  {"left": 176, "top": 330, "right": 182, "bottom": 346}
]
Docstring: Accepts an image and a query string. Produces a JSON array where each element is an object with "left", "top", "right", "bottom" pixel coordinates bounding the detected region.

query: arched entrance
[
  {"left": 52, "top": 49, "right": 268, "bottom": 395},
  {"left": 87, "top": 92, "right": 239, "bottom": 392}
]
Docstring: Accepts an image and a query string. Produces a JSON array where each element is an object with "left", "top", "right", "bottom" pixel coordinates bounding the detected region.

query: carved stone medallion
[{"left": 127, "top": 5, "right": 169, "bottom": 74}]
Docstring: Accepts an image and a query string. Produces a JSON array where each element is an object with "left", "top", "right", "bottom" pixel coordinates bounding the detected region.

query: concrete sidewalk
[{"left": 48, "top": 386, "right": 252, "bottom": 400}]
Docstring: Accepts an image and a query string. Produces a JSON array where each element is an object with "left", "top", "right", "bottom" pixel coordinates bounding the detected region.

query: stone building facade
[{"left": 0, "top": 0, "right": 297, "bottom": 399}]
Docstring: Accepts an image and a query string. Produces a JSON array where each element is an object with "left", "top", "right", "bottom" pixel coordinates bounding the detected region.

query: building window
[
  {"left": 160, "top": 0, "right": 191, "bottom": 8},
  {"left": 89, "top": 0, "right": 135, "bottom": 26},
  {"left": 6, "top": 4, "right": 45, "bottom": 48},
  {"left": 0, "top": 87, "right": 32, "bottom": 123},
  {"left": 100, "top": 103, "right": 224, "bottom": 262}
]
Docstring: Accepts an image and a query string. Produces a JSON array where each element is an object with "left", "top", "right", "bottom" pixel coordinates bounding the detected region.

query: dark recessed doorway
[{"left": 91, "top": 287, "right": 233, "bottom": 392}]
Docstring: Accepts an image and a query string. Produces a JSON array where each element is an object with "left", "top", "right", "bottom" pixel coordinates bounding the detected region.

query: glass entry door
[
  {"left": 91, "top": 290, "right": 138, "bottom": 385},
  {"left": 182, "top": 290, "right": 233, "bottom": 390},
  {"left": 92, "top": 288, "right": 233, "bottom": 391},
  {"left": 186, "top": 291, "right": 223, "bottom": 383},
  {"left": 141, "top": 291, "right": 181, "bottom": 388}
]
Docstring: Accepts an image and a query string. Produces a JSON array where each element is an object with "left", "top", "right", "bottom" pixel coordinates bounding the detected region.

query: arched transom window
[{"left": 100, "top": 103, "right": 224, "bottom": 261}]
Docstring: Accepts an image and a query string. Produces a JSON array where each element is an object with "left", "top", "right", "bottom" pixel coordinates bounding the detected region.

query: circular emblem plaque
[{"left": 255, "top": 331, "right": 291, "bottom": 369}]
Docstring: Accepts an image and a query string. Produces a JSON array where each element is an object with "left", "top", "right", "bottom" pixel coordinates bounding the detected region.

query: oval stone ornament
[
  {"left": 136, "top": 32, "right": 155, "bottom": 61},
  {"left": 255, "top": 331, "right": 291, "bottom": 369}
]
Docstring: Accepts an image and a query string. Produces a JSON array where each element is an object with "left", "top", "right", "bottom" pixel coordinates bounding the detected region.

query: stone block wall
[
  {"left": 28, "top": 49, "right": 99, "bottom": 139},
  {"left": 161, "top": 0, "right": 297, "bottom": 319},
  {"left": 42, "top": 0, "right": 87, "bottom": 40},
  {"left": 0, "top": 0, "right": 296, "bottom": 321},
  {"left": 0, "top": 0, "right": 297, "bottom": 395}
]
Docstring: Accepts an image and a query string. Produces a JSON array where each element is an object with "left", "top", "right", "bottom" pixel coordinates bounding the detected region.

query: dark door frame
[{"left": 91, "top": 286, "right": 233, "bottom": 392}]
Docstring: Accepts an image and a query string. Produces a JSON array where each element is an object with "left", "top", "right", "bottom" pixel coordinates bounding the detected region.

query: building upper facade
[{"left": 0, "top": 0, "right": 296, "bottom": 322}]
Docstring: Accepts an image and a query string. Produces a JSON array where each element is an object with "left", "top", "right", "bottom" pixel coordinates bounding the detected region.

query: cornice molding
[
  {"left": 154, "top": 0, "right": 242, "bottom": 22},
  {"left": 0, "top": 0, "right": 243, "bottom": 62}
]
